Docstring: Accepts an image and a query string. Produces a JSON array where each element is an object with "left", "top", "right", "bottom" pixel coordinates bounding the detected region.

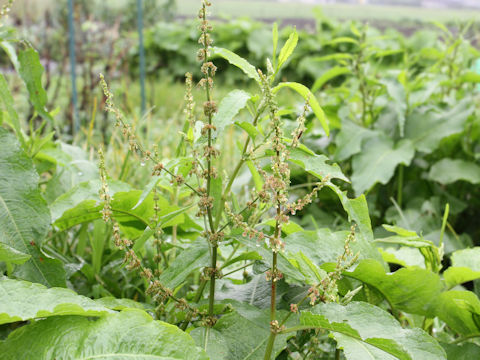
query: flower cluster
[
  {"left": 307, "top": 225, "right": 359, "bottom": 304},
  {"left": 98, "top": 147, "right": 112, "bottom": 222}
]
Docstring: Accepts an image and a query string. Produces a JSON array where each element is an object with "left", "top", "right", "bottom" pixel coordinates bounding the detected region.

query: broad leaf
[
  {"left": 0, "top": 309, "right": 208, "bottom": 360},
  {"left": 334, "top": 120, "right": 377, "bottom": 161},
  {"left": 429, "top": 158, "right": 480, "bottom": 185},
  {"left": 0, "top": 278, "right": 112, "bottom": 325},
  {"left": 405, "top": 99, "right": 474, "bottom": 153},
  {"left": 442, "top": 342, "right": 480, "bottom": 359},
  {"left": 434, "top": 290, "right": 480, "bottom": 335},
  {"left": 284, "top": 228, "right": 382, "bottom": 270},
  {"left": 0, "top": 129, "right": 64, "bottom": 287},
  {"left": 213, "top": 90, "right": 251, "bottom": 135},
  {"left": 191, "top": 302, "right": 293, "bottom": 360},
  {"left": 300, "top": 302, "right": 446, "bottom": 360},
  {"left": 351, "top": 136, "right": 415, "bottom": 195},
  {"left": 50, "top": 179, "right": 131, "bottom": 222},
  {"left": 344, "top": 259, "right": 443, "bottom": 316},
  {"left": 444, "top": 248, "right": 480, "bottom": 289}
]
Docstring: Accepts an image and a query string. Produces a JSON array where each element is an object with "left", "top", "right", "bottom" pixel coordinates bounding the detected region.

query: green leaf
[
  {"left": 311, "top": 53, "right": 353, "bottom": 62},
  {"left": 327, "top": 185, "right": 385, "bottom": 268},
  {"left": 0, "top": 278, "right": 112, "bottom": 325},
  {"left": 429, "top": 158, "right": 480, "bottom": 185},
  {"left": 284, "top": 228, "right": 382, "bottom": 270},
  {"left": 442, "top": 342, "right": 480, "bottom": 359},
  {"left": 383, "top": 78, "right": 407, "bottom": 136},
  {"left": 212, "top": 47, "right": 260, "bottom": 83},
  {"left": 312, "top": 66, "right": 350, "bottom": 92},
  {"left": 191, "top": 302, "right": 293, "bottom": 360},
  {"left": 222, "top": 251, "right": 262, "bottom": 269},
  {"left": 159, "top": 240, "right": 209, "bottom": 289},
  {"left": 444, "top": 248, "right": 480, "bottom": 289},
  {"left": 288, "top": 146, "right": 348, "bottom": 182},
  {"left": 17, "top": 47, "right": 54, "bottom": 123},
  {"left": 273, "top": 82, "right": 329, "bottom": 136},
  {"left": 0, "top": 129, "right": 64, "bottom": 287},
  {"left": 459, "top": 71, "right": 480, "bottom": 83},
  {"left": 246, "top": 160, "right": 263, "bottom": 191},
  {"left": 288, "top": 251, "right": 326, "bottom": 285},
  {"left": 272, "top": 23, "right": 278, "bottom": 66},
  {"left": 324, "top": 37, "right": 359, "bottom": 46},
  {"left": 132, "top": 176, "right": 160, "bottom": 210},
  {"left": 344, "top": 259, "right": 443, "bottom": 316},
  {"left": 50, "top": 179, "right": 131, "bottom": 222},
  {"left": 405, "top": 99, "right": 474, "bottom": 153},
  {"left": 213, "top": 90, "right": 251, "bottom": 135},
  {"left": 0, "top": 243, "right": 30, "bottom": 265},
  {"left": 216, "top": 276, "right": 290, "bottom": 309},
  {"left": 300, "top": 302, "right": 446, "bottom": 360},
  {"left": 0, "top": 309, "right": 208, "bottom": 360},
  {"left": 334, "top": 120, "right": 377, "bottom": 161},
  {"left": 95, "top": 297, "right": 149, "bottom": 311},
  {"left": 434, "top": 290, "right": 480, "bottom": 335},
  {"left": 277, "top": 29, "right": 298, "bottom": 70},
  {"left": 0, "top": 74, "right": 25, "bottom": 148},
  {"left": 351, "top": 136, "right": 415, "bottom": 195},
  {"left": 54, "top": 190, "right": 183, "bottom": 238}
]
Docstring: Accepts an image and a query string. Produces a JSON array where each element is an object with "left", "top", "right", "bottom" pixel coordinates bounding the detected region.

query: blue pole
[
  {"left": 137, "top": 0, "right": 146, "bottom": 116},
  {"left": 67, "top": 0, "right": 79, "bottom": 134}
]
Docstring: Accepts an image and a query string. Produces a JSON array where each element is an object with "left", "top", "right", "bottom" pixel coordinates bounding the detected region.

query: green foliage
[
  {"left": 2, "top": 2, "right": 480, "bottom": 359},
  {"left": 0, "top": 309, "right": 208, "bottom": 359}
]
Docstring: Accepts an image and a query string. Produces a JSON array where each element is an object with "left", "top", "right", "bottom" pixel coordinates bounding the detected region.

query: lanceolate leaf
[
  {"left": 277, "top": 29, "right": 298, "bottom": 70},
  {"left": 0, "top": 278, "right": 112, "bottom": 325},
  {"left": 213, "top": 90, "right": 251, "bottom": 135},
  {"left": 351, "top": 136, "right": 415, "bottom": 195},
  {"left": 312, "top": 66, "right": 350, "bottom": 92},
  {"left": 159, "top": 240, "right": 209, "bottom": 289},
  {"left": 273, "top": 82, "right": 329, "bottom": 136},
  {"left": 428, "top": 158, "right": 480, "bottom": 185},
  {"left": 0, "top": 74, "right": 25, "bottom": 148},
  {"left": 212, "top": 47, "right": 260, "bottom": 83},
  {"left": 0, "top": 309, "right": 208, "bottom": 360},
  {"left": 299, "top": 302, "right": 446, "bottom": 360},
  {"left": 0, "top": 129, "right": 64, "bottom": 287},
  {"left": 17, "top": 47, "right": 54, "bottom": 123}
]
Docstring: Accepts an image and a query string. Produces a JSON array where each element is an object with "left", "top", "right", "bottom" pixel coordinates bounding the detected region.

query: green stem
[
  {"left": 213, "top": 105, "right": 264, "bottom": 230},
  {"left": 397, "top": 165, "right": 404, "bottom": 209},
  {"left": 335, "top": 348, "right": 341, "bottom": 360},
  {"left": 264, "top": 205, "right": 281, "bottom": 360}
]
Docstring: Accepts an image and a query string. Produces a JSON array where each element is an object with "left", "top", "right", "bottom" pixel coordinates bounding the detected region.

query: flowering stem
[
  {"left": 200, "top": 1, "right": 217, "bottom": 322},
  {"left": 264, "top": 205, "right": 281, "bottom": 360}
]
